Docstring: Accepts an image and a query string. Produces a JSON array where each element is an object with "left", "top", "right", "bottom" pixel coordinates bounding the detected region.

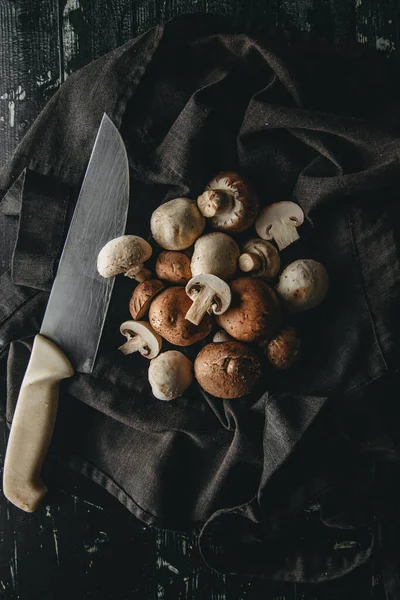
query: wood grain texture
[
  {"left": 356, "top": 0, "right": 400, "bottom": 53},
  {"left": 0, "top": 1, "right": 61, "bottom": 167},
  {"left": 0, "top": 1, "right": 398, "bottom": 599},
  {"left": 0, "top": 457, "right": 157, "bottom": 600},
  {"left": 59, "top": 0, "right": 206, "bottom": 78},
  {"left": 0, "top": 2, "right": 24, "bottom": 167},
  {"left": 154, "top": 529, "right": 231, "bottom": 600}
]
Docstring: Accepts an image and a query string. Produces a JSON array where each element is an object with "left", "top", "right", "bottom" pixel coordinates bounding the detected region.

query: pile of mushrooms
[{"left": 97, "top": 172, "right": 329, "bottom": 401}]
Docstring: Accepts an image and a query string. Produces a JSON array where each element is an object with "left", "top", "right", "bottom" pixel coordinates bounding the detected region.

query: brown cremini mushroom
[
  {"left": 190, "top": 232, "right": 240, "bottom": 280},
  {"left": 197, "top": 172, "right": 259, "bottom": 233},
  {"left": 149, "top": 287, "right": 212, "bottom": 346},
  {"left": 155, "top": 251, "right": 192, "bottom": 285},
  {"left": 266, "top": 327, "right": 302, "bottom": 370},
  {"left": 185, "top": 274, "right": 231, "bottom": 325},
  {"left": 119, "top": 321, "right": 162, "bottom": 359},
  {"left": 97, "top": 235, "right": 152, "bottom": 282},
  {"left": 255, "top": 202, "right": 304, "bottom": 251},
  {"left": 194, "top": 341, "right": 262, "bottom": 398},
  {"left": 148, "top": 351, "right": 193, "bottom": 401},
  {"left": 239, "top": 239, "right": 280, "bottom": 280},
  {"left": 216, "top": 278, "right": 281, "bottom": 343},
  {"left": 150, "top": 198, "right": 205, "bottom": 250},
  {"left": 129, "top": 279, "right": 165, "bottom": 320},
  {"left": 276, "top": 259, "right": 329, "bottom": 312}
]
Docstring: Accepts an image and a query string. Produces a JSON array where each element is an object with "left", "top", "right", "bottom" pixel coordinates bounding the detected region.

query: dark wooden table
[{"left": 0, "top": 2, "right": 397, "bottom": 598}]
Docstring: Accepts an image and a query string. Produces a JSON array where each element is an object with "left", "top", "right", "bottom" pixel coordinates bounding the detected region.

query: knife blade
[{"left": 3, "top": 113, "right": 129, "bottom": 512}]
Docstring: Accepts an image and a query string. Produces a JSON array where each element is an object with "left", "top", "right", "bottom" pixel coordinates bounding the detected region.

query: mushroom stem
[
  {"left": 197, "top": 190, "right": 233, "bottom": 218},
  {"left": 119, "top": 337, "right": 147, "bottom": 356},
  {"left": 238, "top": 252, "right": 261, "bottom": 273},
  {"left": 185, "top": 287, "right": 217, "bottom": 326},
  {"left": 269, "top": 221, "right": 300, "bottom": 251},
  {"left": 125, "top": 267, "right": 152, "bottom": 282}
]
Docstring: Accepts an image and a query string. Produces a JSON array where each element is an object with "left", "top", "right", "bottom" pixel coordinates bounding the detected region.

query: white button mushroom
[
  {"left": 185, "top": 274, "right": 231, "bottom": 325},
  {"left": 276, "top": 259, "right": 329, "bottom": 312},
  {"left": 213, "top": 330, "right": 233, "bottom": 343},
  {"left": 97, "top": 235, "right": 152, "bottom": 282},
  {"left": 197, "top": 172, "right": 259, "bottom": 233},
  {"left": 150, "top": 198, "right": 205, "bottom": 250},
  {"left": 255, "top": 201, "right": 304, "bottom": 251},
  {"left": 119, "top": 321, "right": 162, "bottom": 359},
  {"left": 148, "top": 351, "right": 193, "bottom": 401},
  {"left": 190, "top": 232, "right": 240, "bottom": 280},
  {"left": 239, "top": 239, "right": 280, "bottom": 280}
]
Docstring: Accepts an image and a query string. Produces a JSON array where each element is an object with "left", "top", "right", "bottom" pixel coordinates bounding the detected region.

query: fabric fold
[
  {"left": 1, "top": 13, "right": 400, "bottom": 590},
  {"left": 10, "top": 169, "right": 73, "bottom": 291}
]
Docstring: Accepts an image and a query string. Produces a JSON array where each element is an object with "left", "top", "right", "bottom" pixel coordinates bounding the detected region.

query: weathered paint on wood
[
  {"left": 0, "top": 2, "right": 24, "bottom": 167},
  {"left": 0, "top": 1, "right": 397, "bottom": 598},
  {"left": 0, "top": 2, "right": 61, "bottom": 166},
  {"left": 355, "top": 0, "right": 400, "bottom": 54},
  {"left": 155, "top": 529, "right": 228, "bottom": 599},
  {"left": 0, "top": 453, "right": 157, "bottom": 600}
]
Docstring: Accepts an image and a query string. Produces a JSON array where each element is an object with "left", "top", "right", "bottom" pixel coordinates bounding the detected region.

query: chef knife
[{"left": 3, "top": 113, "right": 129, "bottom": 512}]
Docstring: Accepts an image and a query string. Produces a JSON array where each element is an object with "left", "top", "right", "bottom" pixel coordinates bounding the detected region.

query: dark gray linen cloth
[{"left": 1, "top": 13, "right": 400, "bottom": 594}]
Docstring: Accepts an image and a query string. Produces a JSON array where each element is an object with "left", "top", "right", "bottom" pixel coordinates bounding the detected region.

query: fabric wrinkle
[{"left": 1, "top": 13, "right": 400, "bottom": 591}]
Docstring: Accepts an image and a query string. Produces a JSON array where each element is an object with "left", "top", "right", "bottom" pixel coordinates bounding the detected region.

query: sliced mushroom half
[
  {"left": 197, "top": 172, "right": 259, "bottom": 233},
  {"left": 255, "top": 202, "right": 304, "bottom": 251},
  {"left": 185, "top": 274, "right": 231, "bottom": 326},
  {"left": 119, "top": 321, "right": 162, "bottom": 359},
  {"left": 239, "top": 239, "right": 280, "bottom": 279}
]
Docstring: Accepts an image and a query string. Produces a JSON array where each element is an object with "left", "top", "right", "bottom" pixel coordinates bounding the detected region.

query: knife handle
[{"left": 3, "top": 334, "right": 74, "bottom": 512}]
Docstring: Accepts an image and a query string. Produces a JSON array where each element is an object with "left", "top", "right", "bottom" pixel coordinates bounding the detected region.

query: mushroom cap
[
  {"left": 266, "top": 327, "right": 302, "bottom": 369},
  {"left": 190, "top": 232, "right": 240, "bottom": 280},
  {"left": 149, "top": 351, "right": 193, "bottom": 401},
  {"left": 194, "top": 341, "right": 262, "bottom": 399},
  {"left": 276, "top": 259, "right": 329, "bottom": 312},
  {"left": 198, "top": 172, "right": 259, "bottom": 233},
  {"left": 150, "top": 198, "right": 205, "bottom": 250},
  {"left": 255, "top": 202, "right": 304, "bottom": 240},
  {"left": 119, "top": 321, "right": 162, "bottom": 359},
  {"left": 186, "top": 274, "right": 231, "bottom": 316},
  {"left": 239, "top": 239, "right": 280, "bottom": 279},
  {"left": 149, "top": 286, "right": 212, "bottom": 346},
  {"left": 129, "top": 279, "right": 165, "bottom": 320},
  {"left": 216, "top": 278, "right": 281, "bottom": 343},
  {"left": 97, "top": 235, "right": 152, "bottom": 278},
  {"left": 213, "top": 330, "right": 233, "bottom": 343},
  {"left": 155, "top": 251, "right": 192, "bottom": 284}
]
